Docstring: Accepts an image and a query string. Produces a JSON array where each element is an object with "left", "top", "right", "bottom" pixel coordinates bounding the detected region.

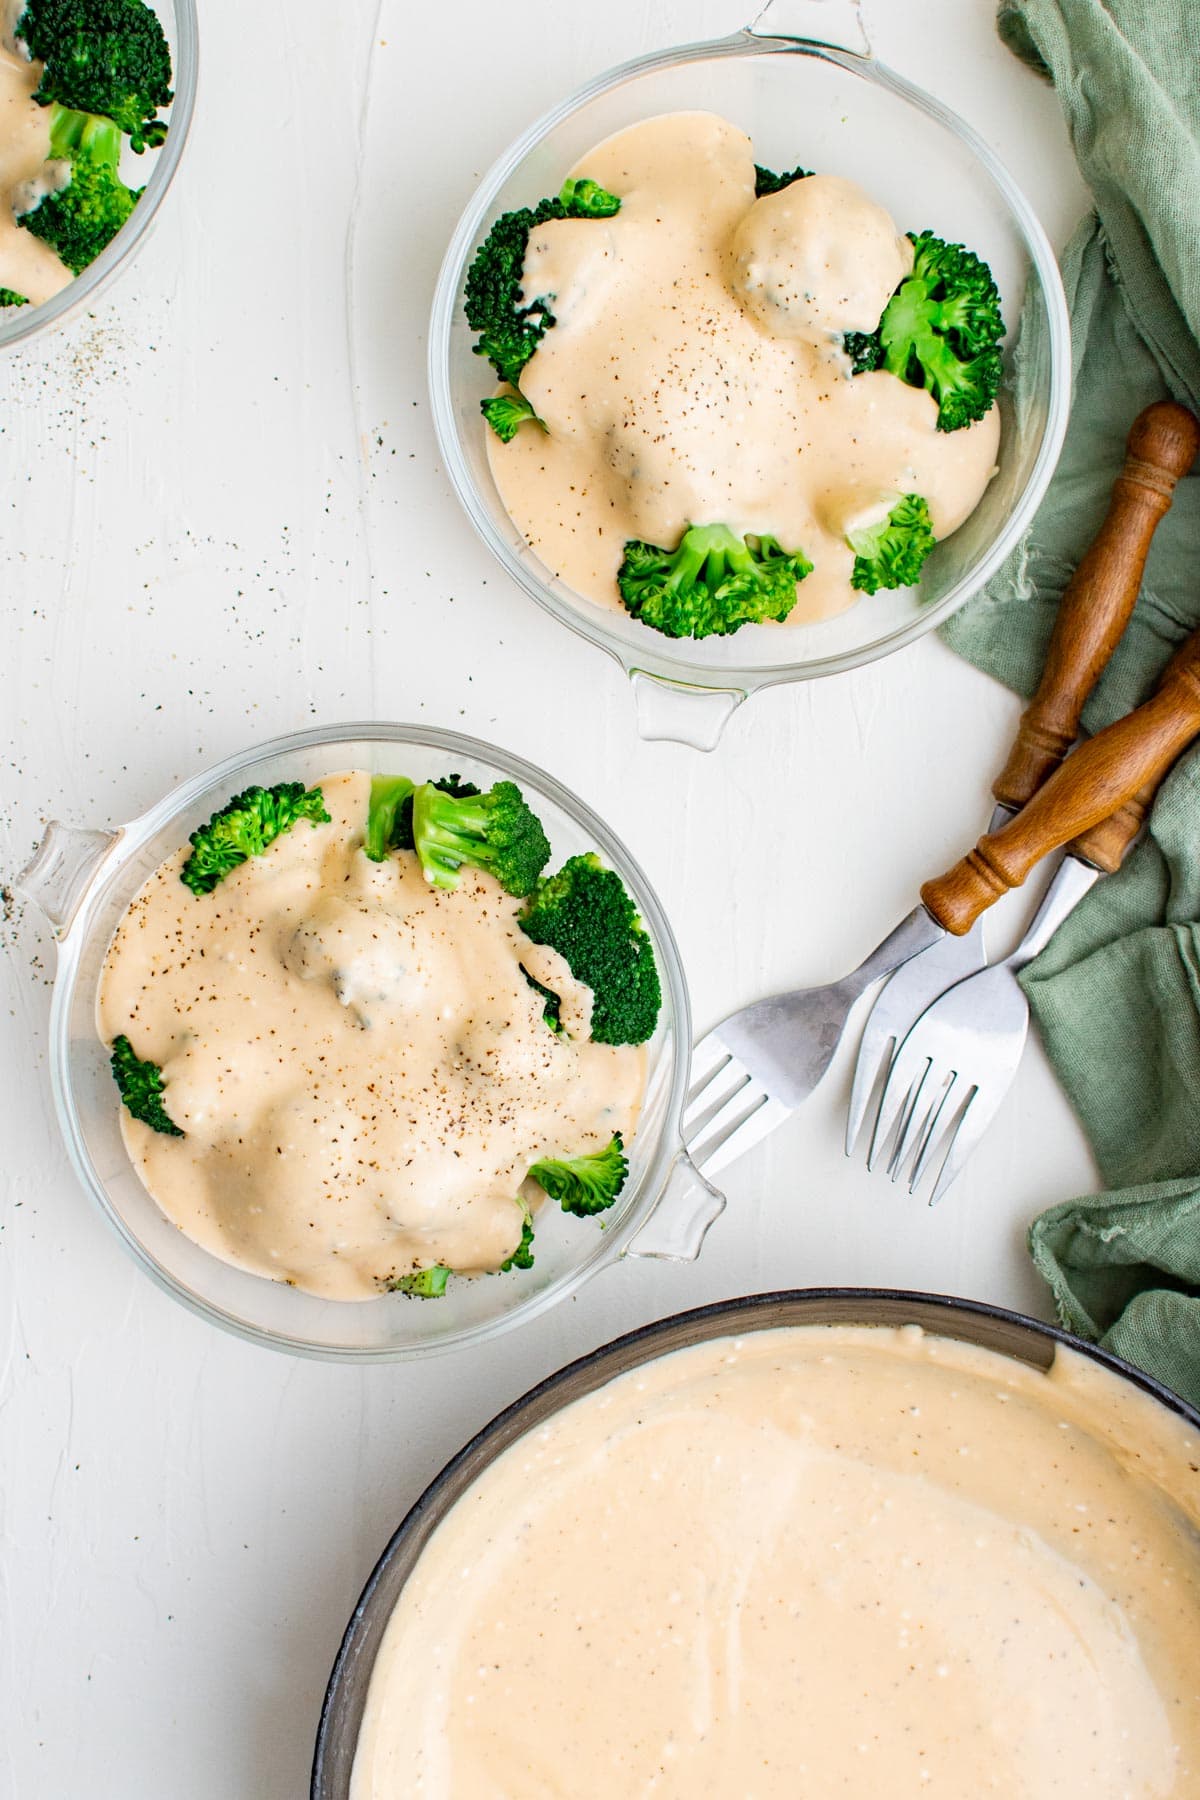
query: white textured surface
[{"left": 0, "top": 2, "right": 1092, "bottom": 1794}]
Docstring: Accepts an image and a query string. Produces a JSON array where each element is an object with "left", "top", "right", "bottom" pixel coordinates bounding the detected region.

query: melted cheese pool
[{"left": 351, "top": 1325, "right": 1200, "bottom": 1797}]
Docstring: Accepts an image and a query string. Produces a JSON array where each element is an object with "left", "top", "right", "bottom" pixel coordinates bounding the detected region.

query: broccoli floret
[
  {"left": 388, "top": 1265, "right": 451, "bottom": 1298},
  {"left": 499, "top": 1210, "right": 535, "bottom": 1271},
  {"left": 850, "top": 230, "right": 1004, "bottom": 432},
  {"left": 18, "top": 106, "right": 141, "bottom": 274},
  {"left": 0, "top": 288, "right": 28, "bottom": 307},
  {"left": 754, "top": 163, "right": 811, "bottom": 196},
  {"left": 617, "top": 524, "right": 812, "bottom": 640},
  {"left": 556, "top": 178, "right": 621, "bottom": 218},
  {"left": 411, "top": 779, "right": 550, "bottom": 898},
  {"left": 110, "top": 1032, "right": 183, "bottom": 1136},
  {"left": 848, "top": 494, "right": 936, "bottom": 594},
  {"left": 18, "top": 0, "right": 173, "bottom": 152},
  {"left": 464, "top": 175, "right": 621, "bottom": 386},
  {"left": 363, "top": 773, "right": 481, "bottom": 859},
  {"left": 364, "top": 775, "right": 414, "bottom": 863},
  {"left": 519, "top": 964, "right": 564, "bottom": 1035},
  {"left": 530, "top": 1133, "right": 628, "bottom": 1217},
  {"left": 519, "top": 853, "right": 660, "bottom": 1046},
  {"left": 480, "top": 389, "right": 545, "bottom": 444},
  {"left": 841, "top": 329, "right": 882, "bottom": 375},
  {"left": 180, "top": 782, "right": 331, "bottom": 896}
]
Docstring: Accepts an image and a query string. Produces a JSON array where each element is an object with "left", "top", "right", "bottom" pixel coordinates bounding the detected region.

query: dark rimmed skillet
[{"left": 311, "top": 1286, "right": 1200, "bottom": 1797}]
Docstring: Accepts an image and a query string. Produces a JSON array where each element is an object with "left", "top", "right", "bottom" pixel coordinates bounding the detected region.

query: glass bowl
[
  {"left": 16, "top": 722, "right": 722, "bottom": 1360},
  {"left": 0, "top": 0, "right": 197, "bottom": 352},
  {"left": 428, "top": 0, "right": 1070, "bottom": 748},
  {"left": 311, "top": 1286, "right": 1200, "bottom": 1798}
]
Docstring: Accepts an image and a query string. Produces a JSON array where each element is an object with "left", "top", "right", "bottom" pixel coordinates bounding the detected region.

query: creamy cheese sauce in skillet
[
  {"left": 486, "top": 112, "right": 1000, "bottom": 625},
  {"left": 351, "top": 1325, "right": 1200, "bottom": 1798},
  {"left": 97, "top": 772, "right": 645, "bottom": 1299}
]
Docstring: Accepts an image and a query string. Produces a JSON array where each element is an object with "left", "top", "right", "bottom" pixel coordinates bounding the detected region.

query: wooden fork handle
[
  {"left": 1066, "top": 634, "right": 1200, "bottom": 871},
  {"left": 1067, "top": 781, "right": 1155, "bottom": 873},
  {"left": 993, "top": 401, "right": 1199, "bottom": 810},
  {"left": 923, "top": 628, "right": 1200, "bottom": 933}
]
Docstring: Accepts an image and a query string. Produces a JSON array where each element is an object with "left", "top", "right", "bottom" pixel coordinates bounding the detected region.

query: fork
[
  {"left": 684, "top": 631, "right": 1200, "bottom": 1178},
  {"left": 873, "top": 737, "right": 1172, "bottom": 1203},
  {"left": 870, "top": 849, "right": 1099, "bottom": 1200},
  {"left": 845, "top": 401, "right": 1200, "bottom": 1157}
]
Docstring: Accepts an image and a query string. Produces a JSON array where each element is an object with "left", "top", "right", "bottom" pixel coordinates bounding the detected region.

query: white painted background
[{"left": 0, "top": 2, "right": 1093, "bottom": 1794}]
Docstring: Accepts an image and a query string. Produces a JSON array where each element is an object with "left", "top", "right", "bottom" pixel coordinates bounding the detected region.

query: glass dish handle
[
  {"left": 627, "top": 1151, "right": 727, "bottom": 1261},
  {"left": 16, "top": 820, "right": 120, "bottom": 936},
  {"left": 743, "top": 0, "right": 872, "bottom": 56},
  {"left": 629, "top": 669, "right": 745, "bottom": 751}
]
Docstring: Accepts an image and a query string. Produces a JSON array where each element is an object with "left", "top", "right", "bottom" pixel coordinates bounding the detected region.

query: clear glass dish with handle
[
  {"left": 0, "top": 0, "right": 197, "bottom": 352},
  {"left": 428, "top": 0, "right": 1070, "bottom": 749},
  {"left": 310, "top": 1285, "right": 1200, "bottom": 1798},
  {"left": 17, "top": 721, "right": 722, "bottom": 1360}
]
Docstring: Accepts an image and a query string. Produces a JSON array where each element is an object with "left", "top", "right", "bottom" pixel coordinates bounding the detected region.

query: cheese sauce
[
  {"left": 352, "top": 1325, "right": 1200, "bottom": 1798},
  {"left": 97, "top": 771, "right": 645, "bottom": 1300},
  {"left": 486, "top": 112, "right": 1000, "bottom": 624}
]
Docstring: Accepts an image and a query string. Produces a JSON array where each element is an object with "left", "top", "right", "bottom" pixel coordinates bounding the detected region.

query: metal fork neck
[
  {"left": 844, "top": 906, "right": 945, "bottom": 997},
  {"left": 1005, "top": 854, "right": 1100, "bottom": 973}
]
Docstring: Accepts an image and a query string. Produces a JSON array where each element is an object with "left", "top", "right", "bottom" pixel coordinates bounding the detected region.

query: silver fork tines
[
  {"left": 683, "top": 906, "right": 946, "bottom": 1181},
  {"left": 871, "top": 854, "right": 1100, "bottom": 1203},
  {"left": 682, "top": 1036, "right": 789, "bottom": 1178},
  {"left": 846, "top": 803, "right": 1012, "bottom": 1158}
]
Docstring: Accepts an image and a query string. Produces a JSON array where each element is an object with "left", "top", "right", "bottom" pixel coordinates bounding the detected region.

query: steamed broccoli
[
  {"left": 841, "top": 330, "right": 881, "bottom": 375},
  {"left": 848, "top": 494, "right": 936, "bottom": 594},
  {"left": 754, "top": 163, "right": 811, "bottom": 196},
  {"left": 848, "top": 230, "right": 1004, "bottom": 432},
  {"left": 110, "top": 1032, "right": 183, "bottom": 1136},
  {"left": 519, "top": 854, "right": 660, "bottom": 1046},
  {"left": 617, "top": 524, "right": 812, "bottom": 640},
  {"left": 480, "top": 388, "right": 545, "bottom": 444},
  {"left": 499, "top": 1210, "right": 535, "bottom": 1271},
  {"left": 411, "top": 779, "right": 550, "bottom": 898},
  {"left": 18, "top": 107, "right": 141, "bottom": 274},
  {"left": 0, "top": 288, "right": 28, "bottom": 307},
  {"left": 364, "top": 775, "right": 415, "bottom": 863},
  {"left": 180, "top": 782, "right": 331, "bottom": 896},
  {"left": 17, "top": 0, "right": 173, "bottom": 152},
  {"left": 464, "top": 175, "right": 621, "bottom": 386},
  {"left": 363, "top": 773, "right": 482, "bottom": 861},
  {"left": 557, "top": 178, "right": 621, "bottom": 216},
  {"left": 530, "top": 1133, "right": 628, "bottom": 1217},
  {"left": 388, "top": 1265, "right": 451, "bottom": 1298},
  {"left": 520, "top": 964, "right": 564, "bottom": 1035}
]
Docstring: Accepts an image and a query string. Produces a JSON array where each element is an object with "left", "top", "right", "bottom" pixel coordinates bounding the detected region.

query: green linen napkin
[{"left": 941, "top": 0, "right": 1200, "bottom": 1406}]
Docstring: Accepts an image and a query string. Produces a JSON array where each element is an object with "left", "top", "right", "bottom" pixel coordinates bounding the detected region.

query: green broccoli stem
[
  {"left": 47, "top": 103, "right": 120, "bottom": 165},
  {"left": 667, "top": 524, "right": 755, "bottom": 592},
  {"left": 364, "top": 775, "right": 415, "bottom": 863},
  {"left": 415, "top": 789, "right": 497, "bottom": 887},
  {"left": 388, "top": 1265, "right": 451, "bottom": 1298}
]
